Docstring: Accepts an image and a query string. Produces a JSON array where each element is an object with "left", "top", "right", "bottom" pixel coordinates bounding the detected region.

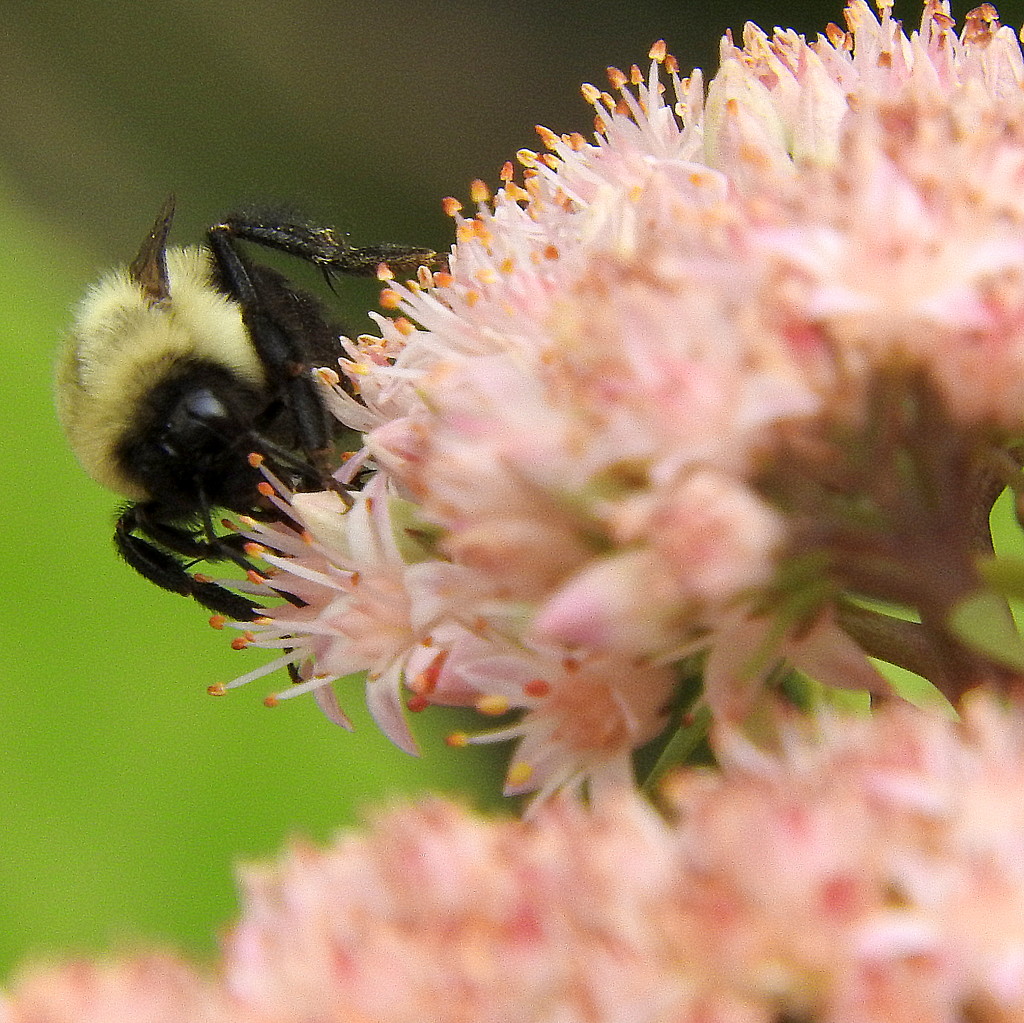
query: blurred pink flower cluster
[
  {"left": 218, "top": 0, "right": 1024, "bottom": 801},
  {"left": 13, "top": 694, "right": 1024, "bottom": 1022}
]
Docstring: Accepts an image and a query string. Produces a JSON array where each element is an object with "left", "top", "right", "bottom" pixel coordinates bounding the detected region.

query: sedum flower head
[
  {"left": 1, "top": 954, "right": 238, "bottom": 1023},
  {"left": 218, "top": 1, "right": 1024, "bottom": 799},
  {"left": 13, "top": 694, "right": 1024, "bottom": 1021},
  {"left": 217, "top": 694, "right": 1024, "bottom": 1022}
]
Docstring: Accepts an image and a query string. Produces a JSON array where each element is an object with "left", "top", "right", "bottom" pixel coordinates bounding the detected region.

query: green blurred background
[{"left": 0, "top": 0, "right": 1014, "bottom": 980}]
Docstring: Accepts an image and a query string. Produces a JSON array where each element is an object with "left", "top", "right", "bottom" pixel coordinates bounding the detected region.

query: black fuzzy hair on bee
[{"left": 58, "top": 196, "right": 439, "bottom": 619}]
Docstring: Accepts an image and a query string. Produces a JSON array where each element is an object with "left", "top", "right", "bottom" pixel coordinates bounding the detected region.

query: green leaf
[
  {"left": 949, "top": 588, "right": 1024, "bottom": 671},
  {"left": 642, "top": 705, "right": 712, "bottom": 796},
  {"left": 978, "top": 555, "right": 1024, "bottom": 602}
]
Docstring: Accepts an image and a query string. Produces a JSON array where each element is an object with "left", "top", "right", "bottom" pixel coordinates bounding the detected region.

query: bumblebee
[{"left": 57, "top": 197, "right": 438, "bottom": 619}]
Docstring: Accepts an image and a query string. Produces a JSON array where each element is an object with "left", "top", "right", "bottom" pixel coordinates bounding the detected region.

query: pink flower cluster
[
  {"left": 12, "top": 694, "right": 1024, "bottom": 1022},
  {"left": 218, "top": 0, "right": 1024, "bottom": 798}
]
